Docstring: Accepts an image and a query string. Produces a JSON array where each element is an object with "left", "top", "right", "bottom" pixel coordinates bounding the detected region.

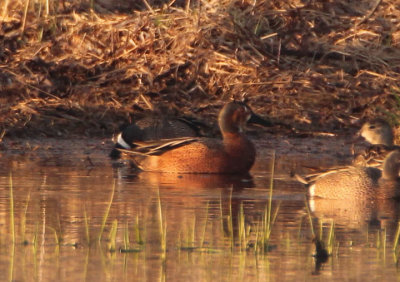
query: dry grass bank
[{"left": 1, "top": 0, "right": 400, "bottom": 138}]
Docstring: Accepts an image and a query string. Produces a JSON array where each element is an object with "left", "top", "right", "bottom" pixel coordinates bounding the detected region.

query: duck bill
[{"left": 248, "top": 112, "right": 273, "bottom": 127}]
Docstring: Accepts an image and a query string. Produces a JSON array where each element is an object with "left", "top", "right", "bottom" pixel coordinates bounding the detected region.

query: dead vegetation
[{"left": 1, "top": 0, "right": 400, "bottom": 138}]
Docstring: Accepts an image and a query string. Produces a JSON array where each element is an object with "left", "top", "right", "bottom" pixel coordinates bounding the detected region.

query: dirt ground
[{"left": 1, "top": 0, "right": 400, "bottom": 140}]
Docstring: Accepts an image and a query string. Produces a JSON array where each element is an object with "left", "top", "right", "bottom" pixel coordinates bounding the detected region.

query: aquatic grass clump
[
  {"left": 254, "top": 151, "right": 280, "bottom": 254},
  {"left": 175, "top": 202, "right": 221, "bottom": 254},
  {"left": 393, "top": 221, "right": 400, "bottom": 252},
  {"left": 90, "top": 179, "right": 145, "bottom": 252},
  {"left": 133, "top": 214, "right": 145, "bottom": 246},
  {"left": 108, "top": 219, "right": 118, "bottom": 252},
  {"left": 326, "top": 221, "right": 336, "bottom": 256},
  {"left": 237, "top": 202, "right": 250, "bottom": 252},
  {"left": 376, "top": 228, "right": 387, "bottom": 261},
  {"left": 178, "top": 216, "right": 197, "bottom": 251},
  {"left": 119, "top": 221, "right": 143, "bottom": 253},
  {"left": 123, "top": 223, "right": 130, "bottom": 251},
  {"left": 255, "top": 202, "right": 280, "bottom": 254}
]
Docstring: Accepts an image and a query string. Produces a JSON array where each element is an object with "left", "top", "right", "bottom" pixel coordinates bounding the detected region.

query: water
[{"left": 0, "top": 137, "right": 399, "bottom": 281}]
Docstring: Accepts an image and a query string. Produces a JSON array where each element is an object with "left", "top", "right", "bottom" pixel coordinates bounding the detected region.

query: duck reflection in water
[
  {"left": 308, "top": 197, "right": 400, "bottom": 238},
  {"left": 297, "top": 150, "right": 400, "bottom": 245},
  {"left": 312, "top": 237, "right": 329, "bottom": 275},
  {"left": 143, "top": 172, "right": 253, "bottom": 188}
]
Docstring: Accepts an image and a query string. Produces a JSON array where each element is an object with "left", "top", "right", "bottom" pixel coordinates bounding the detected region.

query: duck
[
  {"left": 353, "top": 119, "right": 399, "bottom": 166},
  {"left": 299, "top": 119, "right": 398, "bottom": 179},
  {"left": 304, "top": 150, "right": 400, "bottom": 200},
  {"left": 110, "top": 93, "right": 213, "bottom": 159},
  {"left": 118, "top": 101, "right": 272, "bottom": 174},
  {"left": 109, "top": 113, "right": 205, "bottom": 159}
]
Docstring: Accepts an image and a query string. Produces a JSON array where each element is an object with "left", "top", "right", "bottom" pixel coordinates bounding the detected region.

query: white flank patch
[
  {"left": 117, "top": 133, "right": 131, "bottom": 149},
  {"left": 308, "top": 184, "right": 316, "bottom": 212},
  {"left": 309, "top": 184, "right": 315, "bottom": 197},
  {"left": 308, "top": 197, "right": 315, "bottom": 213}
]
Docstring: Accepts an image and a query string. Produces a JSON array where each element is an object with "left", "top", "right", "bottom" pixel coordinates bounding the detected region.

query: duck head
[
  {"left": 358, "top": 119, "right": 394, "bottom": 147},
  {"left": 218, "top": 101, "right": 272, "bottom": 135}
]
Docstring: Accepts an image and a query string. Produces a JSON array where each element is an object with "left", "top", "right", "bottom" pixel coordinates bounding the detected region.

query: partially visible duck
[
  {"left": 304, "top": 150, "right": 400, "bottom": 200},
  {"left": 109, "top": 112, "right": 205, "bottom": 159},
  {"left": 354, "top": 119, "right": 399, "bottom": 166}
]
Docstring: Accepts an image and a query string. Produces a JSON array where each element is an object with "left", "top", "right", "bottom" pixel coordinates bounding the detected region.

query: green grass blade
[
  {"left": 98, "top": 180, "right": 116, "bottom": 243},
  {"left": 9, "top": 172, "right": 15, "bottom": 245},
  {"left": 393, "top": 221, "right": 400, "bottom": 251}
]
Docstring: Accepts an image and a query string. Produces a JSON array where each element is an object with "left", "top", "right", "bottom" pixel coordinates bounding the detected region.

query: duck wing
[
  {"left": 353, "top": 144, "right": 394, "bottom": 166},
  {"left": 119, "top": 137, "right": 199, "bottom": 156}
]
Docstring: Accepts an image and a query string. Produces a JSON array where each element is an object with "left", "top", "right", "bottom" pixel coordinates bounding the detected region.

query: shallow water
[{"left": 0, "top": 137, "right": 399, "bottom": 281}]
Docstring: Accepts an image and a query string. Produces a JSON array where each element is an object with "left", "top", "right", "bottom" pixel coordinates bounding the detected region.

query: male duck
[
  {"left": 119, "top": 101, "right": 271, "bottom": 174},
  {"left": 110, "top": 115, "right": 203, "bottom": 159}
]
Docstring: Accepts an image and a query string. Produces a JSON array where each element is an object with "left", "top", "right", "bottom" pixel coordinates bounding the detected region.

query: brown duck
[
  {"left": 307, "top": 150, "right": 400, "bottom": 200},
  {"left": 119, "top": 101, "right": 272, "bottom": 174}
]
